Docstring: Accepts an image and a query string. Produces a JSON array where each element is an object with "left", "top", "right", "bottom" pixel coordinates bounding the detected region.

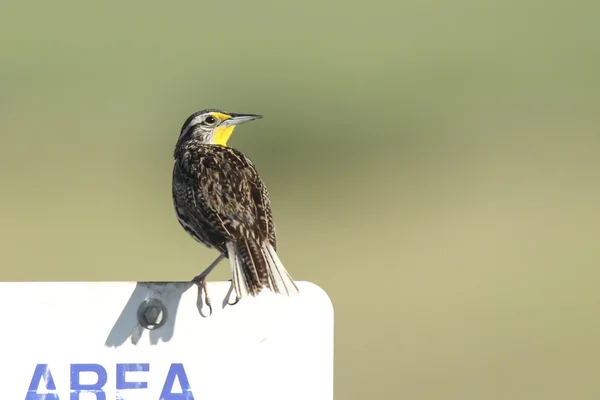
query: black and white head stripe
[{"left": 178, "top": 109, "right": 224, "bottom": 141}]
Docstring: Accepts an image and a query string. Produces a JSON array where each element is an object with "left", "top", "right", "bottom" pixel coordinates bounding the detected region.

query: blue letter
[
  {"left": 159, "top": 363, "right": 194, "bottom": 400},
  {"left": 26, "top": 364, "right": 60, "bottom": 400},
  {"left": 70, "top": 364, "right": 107, "bottom": 400},
  {"left": 116, "top": 363, "right": 149, "bottom": 389}
]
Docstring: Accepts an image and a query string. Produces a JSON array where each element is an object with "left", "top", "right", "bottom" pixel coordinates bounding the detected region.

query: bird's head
[{"left": 176, "top": 109, "right": 263, "bottom": 148}]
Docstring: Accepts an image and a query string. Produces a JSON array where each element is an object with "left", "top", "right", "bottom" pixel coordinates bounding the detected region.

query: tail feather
[
  {"left": 263, "top": 242, "right": 299, "bottom": 296},
  {"left": 226, "top": 239, "right": 299, "bottom": 299},
  {"left": 227, "top": 242, "right": 250, "bottom": 298}
]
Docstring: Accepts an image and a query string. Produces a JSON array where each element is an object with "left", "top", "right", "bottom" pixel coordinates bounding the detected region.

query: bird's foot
[
  {"left": 226, "top": 279, "right": 241, "bottom": 306},
  {"left": 192, "top": 276, "right": 213, "bottom": 316}
]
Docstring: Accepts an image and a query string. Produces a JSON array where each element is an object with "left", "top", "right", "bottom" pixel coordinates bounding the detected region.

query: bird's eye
[{"left": 205, "top": 116, "right": 216, "bottom": 124}]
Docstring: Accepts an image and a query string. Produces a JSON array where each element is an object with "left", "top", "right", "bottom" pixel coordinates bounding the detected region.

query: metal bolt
[{"left": 138, "top": 298, "right": 167, "bottom": 330}]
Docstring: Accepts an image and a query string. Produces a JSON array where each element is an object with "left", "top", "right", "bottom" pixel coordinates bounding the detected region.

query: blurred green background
[{"left": 2, "top": 0, "right": 600, "bottom": 398}]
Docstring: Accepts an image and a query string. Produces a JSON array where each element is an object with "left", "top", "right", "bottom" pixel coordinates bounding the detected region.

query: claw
[
  {"left": 226, "top": 279, "right": 241, "bottom": 306},
  {"left": 192, "top": 277, "right": 213, "bottom": 317},
  {"left": 201, "top": 279, "right": 213, "bottom": 316},
  {"left": 190, "top": 254, "right": 225, "bottom": 317}
]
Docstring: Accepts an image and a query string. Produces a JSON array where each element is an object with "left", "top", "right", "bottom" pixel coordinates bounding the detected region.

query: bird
[{"left": 172, "top": 109, "right": 299, "bottom": 312}]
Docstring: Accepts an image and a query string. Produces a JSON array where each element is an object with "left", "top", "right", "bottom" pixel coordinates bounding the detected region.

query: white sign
[{"left": 0, "top": 281, "right": 333, "bottom": 400}]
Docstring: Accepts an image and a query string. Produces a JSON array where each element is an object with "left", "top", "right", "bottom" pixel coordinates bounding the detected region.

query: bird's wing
[
  {"left": 173, "top": 161, "right": 223, "bottom": 250},
  {"left": 256, "top": 175, "right": 277, "bottom": 250},
  {"left": 196, "top": 147, "right": 275, "bottom": 246}
]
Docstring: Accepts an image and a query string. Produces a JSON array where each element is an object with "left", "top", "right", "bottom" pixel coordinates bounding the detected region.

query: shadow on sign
[{"left": 104, "top": 282, "right": 198, "bottom": 347}]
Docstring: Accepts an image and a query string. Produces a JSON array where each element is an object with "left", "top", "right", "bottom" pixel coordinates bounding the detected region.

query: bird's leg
[{"left": 192, "top": 254, "right": 225, "bottom": 314}]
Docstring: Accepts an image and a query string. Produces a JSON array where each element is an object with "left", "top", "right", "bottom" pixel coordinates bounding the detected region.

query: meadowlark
[{"left": 172, "top": 109, "right": 299, "bottom": 312}]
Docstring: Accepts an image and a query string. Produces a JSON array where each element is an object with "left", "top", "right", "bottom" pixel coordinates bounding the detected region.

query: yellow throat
[
  {"left": 211, "top": 112, "right": 235, "bottom": 146},
  {"left": 213, "top": 125, "right": 235, "bottom": 146}
]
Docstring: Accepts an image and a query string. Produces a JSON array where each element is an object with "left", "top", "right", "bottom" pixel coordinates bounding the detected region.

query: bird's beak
[{"left": 220, "top": 113, "right": 263, "bottom": 127}]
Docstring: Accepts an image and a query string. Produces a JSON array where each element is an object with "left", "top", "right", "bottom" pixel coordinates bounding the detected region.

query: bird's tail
[{"left": 226, "top": 239, "right": 299, "bottom": 299}]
